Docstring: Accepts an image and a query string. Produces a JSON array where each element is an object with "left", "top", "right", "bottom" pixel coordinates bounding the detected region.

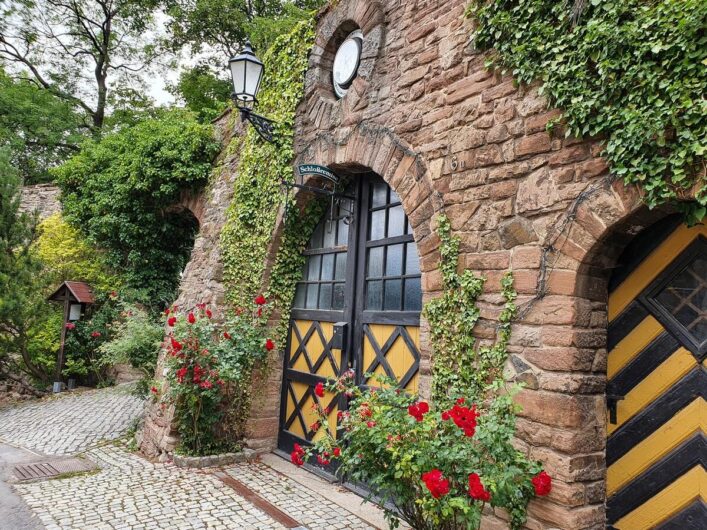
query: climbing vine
[
  {"left": 424, "top": 215, "right": 518, "bottom": 405},
  {"left": 220, "top": 21, "right": 317, "bottom": 317},
  {"left": 468, "top": 0, "right": 706, "bottom": 222}
]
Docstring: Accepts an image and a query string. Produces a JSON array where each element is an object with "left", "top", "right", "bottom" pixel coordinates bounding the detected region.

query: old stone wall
[
  {"left": 19, "top": 184, "right": 61, "bottom": 220},
  {"left": 139, "top": 115, "right": 244, "bottom": 459},
  {"left": 247, "top": 1, "right": 664, "bottom": 529}
]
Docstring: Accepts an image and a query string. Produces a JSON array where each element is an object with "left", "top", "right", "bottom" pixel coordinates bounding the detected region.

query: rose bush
[
  {"left": 161, "top": 297, "right": 273, "bottom": 455},
  {"left": 294, "top": 372, "right": 549, "bottom": 530}
]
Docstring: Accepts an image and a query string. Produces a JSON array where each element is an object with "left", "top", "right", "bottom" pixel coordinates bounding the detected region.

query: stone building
[{"left": 141, "top": 1, "right": 706, "bottom": 528}]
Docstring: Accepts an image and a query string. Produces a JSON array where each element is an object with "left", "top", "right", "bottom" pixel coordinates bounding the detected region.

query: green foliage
[
  {"left": 0, "top": 68, "right": 84, "bottom": 183},
  {"left": 54, "top": 109, "right": 219, "bottom": 308},
  {"left": 221, "top": 21, "right": 316, "bottom": 314},
  {"left": 161, "top": 303, "right": 273, "bottom": 455},
  {"left": 468, "top": 0, "right": 706, "bottom": 221},
  {"left": 424, "top": 215, "right": 517, "bottom": 405},
  {"left": 169, "top": 64, "right": 232, "bottom": 122},
  {"left": 34, "top": 213, "right": 121, "bottom": 294},
  {"left": 163, "top": 0, "right": 326, "bottom": 59},
  {"left": 98, "top": 304, "right": 163, "bottom": 376},
  {"left": 0, "top": 150, "right": 46, "bottom": 381}
]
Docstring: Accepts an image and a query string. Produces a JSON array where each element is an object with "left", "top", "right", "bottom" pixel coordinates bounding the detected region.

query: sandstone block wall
[
  {"left": 19, "top": 184, "right": 61, "bottom": 220},
  {"left": 248, "top": 1, "right": 669, "bottom": 529}
]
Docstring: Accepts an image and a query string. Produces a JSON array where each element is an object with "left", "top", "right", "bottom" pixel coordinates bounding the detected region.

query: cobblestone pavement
[
  {"left": 0, "top": 385, "right": 145, "bottom": 456},
  {"left": 1, "top": 386, "right": 379, "bottom": 530}
]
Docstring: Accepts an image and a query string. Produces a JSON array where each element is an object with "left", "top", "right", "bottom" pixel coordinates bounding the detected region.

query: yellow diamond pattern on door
[{"left": 362, "top": 324, "right": 420, "bottom": 393}]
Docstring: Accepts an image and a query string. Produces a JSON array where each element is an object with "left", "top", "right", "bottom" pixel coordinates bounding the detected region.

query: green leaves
[
  {"left": 54, "top": 109, "right": 219, "bottom": 307},
  {"left": 469, "top": 0, "right": 706, "bottom": 219}
]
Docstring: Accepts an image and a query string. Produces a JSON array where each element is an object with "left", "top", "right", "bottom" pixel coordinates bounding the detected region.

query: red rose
[
  {"left": 205, "top": 309, "right": 212, "bottom": 319},
  {"left": 421, "top": 469, "right": 450, "bottom": 499},
  {"left": 91, "top": 331, "right": 101, "bottom": 338},
  {"left": 167, "top": 316, "right": 177, "bottom": 327},
  {"left": 309, "top": 421, "right": 320, "bottom": 432},
  {"left": 532, "top": 471, "right": 552, "bottom": 496},
  {"left": 265, "top": 339, "right": 275, "bottom": 351},
  {"left": 176, "top": 367, "right": 187, "bottom": 383},
  {"left": 170, "top": 337, "right": 183, "bottom": 351},
  {"left": 65, "top": 322, "right": 76, "bottom": 330},
  {"left": 164, "top": 308, "right": 170, "bottom": 316},
  {"left": 445, "top": 403, "right": 479, "bottom": 437},
  {"left": 200, "top": 380, "right": 213, "bottom": 390},
  {"left": 150, "top": 386, "right": 158, "bottom": 394},
  {"left": 223, "top": 332, "right": 231, "bottom": 339},
  {"left": 408, "top": 401, "right": 429, "bottom": 422},
  {"left": 333, "top": 447, "right": 341, "bottom": 457},
  {"left": 254, "top": 294, "right": 266, "bottom": 305},
  {"left": 468, "top": 473, "right": 491, "bottom": 502},
  {"left": 441, "top": 411, "right": 450, "bottom": 421},
  {"left": 314, "top": 382, "right": 325, "bottom": 398},
  {"left": 291, "top": 443, "right": 305, "bottom": 466},
  {"left": 367, "top": 421, "right": 376, "bottom": 428},
  {"left": 337, "top": 411, "right": 344, "bottom": 420},
  {"left": 187, "top": 313, "right": 196, "bottom": 324},
  {"left": 316, "top": 454, "right": 330, "bottom": 466}
]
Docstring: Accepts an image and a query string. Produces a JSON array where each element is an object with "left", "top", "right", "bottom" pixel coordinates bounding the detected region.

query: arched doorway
[
  {"left": 277, "top": 173, "right": 423, "bottom": 457},
  {"left": 606, "top": 216, "right": 706, "bottom": 529}
]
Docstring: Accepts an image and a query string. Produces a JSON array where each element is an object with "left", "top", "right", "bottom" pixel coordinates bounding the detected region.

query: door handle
[{"left": 606, "top": 394, "right": 625, "bottom": 425}]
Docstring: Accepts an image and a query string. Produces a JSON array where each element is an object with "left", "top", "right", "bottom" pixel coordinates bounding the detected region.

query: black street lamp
[{"left": 228, "top": 41, "right": 276, "bottom": 143}]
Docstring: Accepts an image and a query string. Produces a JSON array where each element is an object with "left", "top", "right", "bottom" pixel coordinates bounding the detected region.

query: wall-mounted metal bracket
[
  {"left": 238, "top": 107, "right": 276, "bottom": 143},
  {"left": 606, "top": 393, "right": 625, "bottom": 425}
]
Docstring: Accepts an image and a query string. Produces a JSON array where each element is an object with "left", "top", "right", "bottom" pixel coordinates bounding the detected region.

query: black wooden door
[{"left": 277, "top": 174, "right": 423, "bottom": 456}]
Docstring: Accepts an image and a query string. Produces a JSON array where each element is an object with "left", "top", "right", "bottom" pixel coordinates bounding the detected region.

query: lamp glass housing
[{"left": 229, "top": 41, "right": 264, "bottom": 108}]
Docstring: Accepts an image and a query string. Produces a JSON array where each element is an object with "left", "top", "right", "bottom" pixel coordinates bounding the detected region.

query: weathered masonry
[{"left": 141, "top": 1, "right": 706, "bottom": 528}]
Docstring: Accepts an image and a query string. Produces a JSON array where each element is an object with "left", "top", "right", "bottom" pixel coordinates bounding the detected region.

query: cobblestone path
[
  {"left": 0, "top": 385, "right": 145, "bottom": 455},
  {"left": 1, "top": 386, "right": 379, "bottom": 530}
]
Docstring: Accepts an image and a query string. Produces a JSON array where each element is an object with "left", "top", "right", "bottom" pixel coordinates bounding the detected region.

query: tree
[
  {"left": 0, "top": 66, "right": 83, "bottom": 183},
  {"left": 0, "top": 148, "right": 48, "bottom": 385},
  {"left": 169, "top": 63, "right": 232, "bottom": 122},
  {"left": 54, "top": 109, "right": 219, "bottom": 308},
  {"left": 0, "top": 0, "right": 161, "bottom": 132}
]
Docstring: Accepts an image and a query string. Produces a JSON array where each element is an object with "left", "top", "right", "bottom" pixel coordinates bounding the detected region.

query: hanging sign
[{"left": 298, "top": 164, "right": 339, "bottom": 184}]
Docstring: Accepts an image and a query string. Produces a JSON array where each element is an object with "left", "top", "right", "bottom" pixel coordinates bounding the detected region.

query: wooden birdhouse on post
[{"left": 47, "top": 281, "right": 94, "bottom": 393}]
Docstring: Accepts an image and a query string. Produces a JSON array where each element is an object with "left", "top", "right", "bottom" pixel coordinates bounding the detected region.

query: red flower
[
  {"left": 188, "top": 312, "right": 196, "bottom": 324},
  {"left": 110, "top": 291, "right": 118, "bottom": 299},
  {"left": 366, "top": 421, "right": 376, "bottom": 428},
  {"left": 468, "top": 473, "right": 491, "bottom": 502},
  {"left": 441, "top": 411, "right": 450, "bottom": 421},
  {"left": 314, "top": 382, "right": 325, "bottom": 398},
  {"left": 176, "top": 367, "right": 188, "bottom": 383},
  {"left": 167, "top": 316, "right": 177, "bottom": 327},
  {"left": 257, "top": 307, "right": 263, "bottom": 318},
  {"left": 65, "top": 322, "right": 76, "bottom": 330},
  {"left": 254, "top": 294, "right": 266, "bottom": 305},
  {"left": 291, "top": 443, "right": 305, "bottom": 466},
  {"left": 150, "top": 386, "right": 158, "bottom": 394},
  {"left": 445, "top": 403, "right": 479, "bottom": 437},
  {"left": 91, "top": 331, "right": 101, "bottom": 338},
  {"left": 421, "top": 469, "right": 450, "bottom": 499},
  {"left": 164, "top": 308, "right": 170, "bottom": 316},
  {"left": 170, "top": 337, "right": 183, "bottom": 352},
  {"left": 223, "top": 332, "right": 231, "bottom": 339},
  {"left": 200, "top": 380, "right": 213, "bottom": 390},
  {"left": 309, "top": 421, "right": 320, "bottom": 432},
  {"left": 408, "top": 401, "right": 429, "bottom": 422},
  {"left": 265, "top": 339, "right": 275, "bottom": 351},
  {"left": 205, "top": 309, "right": 212, "bottom": 319},
  {"left": 532, "top": 471, "right": 552, "bottom": 496},
  {"left": 316, "top": 454, "right": 330, "bottom": 466},
  {"left": 333, "top": 447, "right": 341, "bottom": 457}
]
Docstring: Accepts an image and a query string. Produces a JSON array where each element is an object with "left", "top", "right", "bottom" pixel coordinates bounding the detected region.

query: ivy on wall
[
  {"left": 424, "top": 215, "right": 518, "bottom": 405},
  {"left": 468, "top": 0, "right": 706, "bottom": 222},
  {"left": 220, "top": 21, "right": 317, "bottom": 320}
]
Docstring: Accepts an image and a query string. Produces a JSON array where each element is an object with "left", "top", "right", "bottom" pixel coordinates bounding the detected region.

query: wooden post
[{"left": 55, "top": 290, "right": 70, "bottom": 389}]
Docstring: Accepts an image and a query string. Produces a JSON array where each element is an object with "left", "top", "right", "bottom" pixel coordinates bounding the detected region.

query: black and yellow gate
[
  {"left": 607, "top": 218, "right": 706, "bottom": 529},
  {"left": 278, "top": 174, "right": 422, "bottom": 455}
]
